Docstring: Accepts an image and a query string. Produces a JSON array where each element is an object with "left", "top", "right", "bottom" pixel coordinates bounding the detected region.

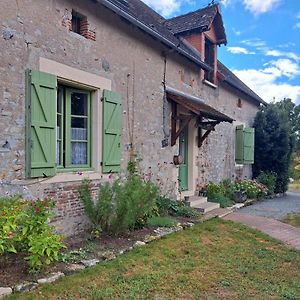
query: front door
[{"left": 179, "top": 126, "right": 188, "bottom": 191}]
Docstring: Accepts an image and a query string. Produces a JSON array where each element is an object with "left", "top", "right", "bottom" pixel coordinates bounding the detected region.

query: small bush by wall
[{"left": 0, "top": 196, "right": 65, "bottom": 272}]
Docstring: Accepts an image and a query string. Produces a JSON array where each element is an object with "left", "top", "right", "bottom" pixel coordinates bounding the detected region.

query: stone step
[
  {"left": 193, "top": 201, "right": 220, "bottom": 213},
  {"left": 185, "top": 196, "right": 208, "bottom": 207}
]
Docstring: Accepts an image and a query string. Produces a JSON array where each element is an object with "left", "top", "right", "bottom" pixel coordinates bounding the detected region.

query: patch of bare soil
[{"left": 0, "top": 216, "right": 197, "bottom": 287}]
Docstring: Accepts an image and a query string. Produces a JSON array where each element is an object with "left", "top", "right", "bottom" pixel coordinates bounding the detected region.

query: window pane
[
  {"left": 56, "top": 141, "right": 61, "bottom": 165},
  {"left": 71, "top": 92, "right": 88, "bottom": 116},
  {"left": 57, "top": 87, "right": 63, "bottom": 114},
  {"left": 71, "top": 117, "right": 87, "bottom": 140},
  {"left": 71, "top": 142, "right": 87, "bottom": 165}
]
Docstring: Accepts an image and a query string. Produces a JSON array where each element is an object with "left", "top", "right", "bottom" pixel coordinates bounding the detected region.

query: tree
[
  {"left": 274, "top": 98, "right": 300, "bottom": 153},
  {"left": 253, "top": 104, "right": 293, "bottom": 193}
]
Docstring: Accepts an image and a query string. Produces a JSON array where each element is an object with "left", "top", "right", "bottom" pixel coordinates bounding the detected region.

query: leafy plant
[
  {"left": 0, "top": 197, "right": 65, "bottom": 272},
  {"left": 156, "top": 197, "right": 200, "bottom": 218},
  {"left": 234, "top": 180, "right": 268, "bottom": 199},
  {"left": 206, "top": 182, "right": 234, "bottom": 208},
  {"left": 256, "top": 171, "right": 277, "bottom": 195},
  {"left": 79, "top": 169, "right": 159, "bottom": 235},
  {"left": 147, "top": 216, "right": 177, "bottom": 228},
  {"left": 209, "top": 194, "right": 233, "bottom": 208}
]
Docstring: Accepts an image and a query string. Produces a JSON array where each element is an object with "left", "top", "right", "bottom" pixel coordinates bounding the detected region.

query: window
[
  {"left": 71, "top": 10, "right": 85, "bottom": 35},
  {"left": 57, "top": 86, "right": 91, "bottom": 169},
  {"left": 25, "top": 69, "right": 121, "bottom": 178},
  {"left": 237, "top": 98, "right": 242, "bottom": 108},
  {"left": 204, "top": 37, "right": 215, "bottom": 83},
  {"left": 235, "top": 125, "right": 255, "bottom": 165}
]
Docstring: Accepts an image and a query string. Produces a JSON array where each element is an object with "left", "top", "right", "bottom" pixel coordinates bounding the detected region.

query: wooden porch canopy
[{"left": 166, "top": 86, "right": 234, "bottom": 147}]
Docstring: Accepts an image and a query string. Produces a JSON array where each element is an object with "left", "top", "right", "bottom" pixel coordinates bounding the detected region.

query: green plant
[
  {"left": 206, "top": 182, "right": 225, "bottom": 201},
  {"left": 147, "top": 216, "right": 177, "bottom": 228},
  {"left": 209, "top": 194, "right": 233, "bottom": 208},
  {"left": 254, "top": 103, "right": 293, "bottom": 193},
  {"left": 0, "top": 197, "right": 65, "bottom": 272},
  {"left": 79, "top": 170, "right": 159, "bottom": 235},
  {"left": 234, "top": 180, "right": 268, "bottom": 199},
  {"left": 256, "top": 171, "right": 277, "bottom": 195},
  {"left": 156, "top": 197, "right": 200, "bottom": 218}
]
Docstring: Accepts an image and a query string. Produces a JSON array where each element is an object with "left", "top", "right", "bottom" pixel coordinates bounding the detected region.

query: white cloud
[
  {"left": 242, "top": 0, "right": 281, "bottom": 15},
  {"left": 227, "top": 46, "right": 255, "bottom": 55},
  {"left": 232, "top": 59, "right": 300, "bottom": 103},
  {"left": 264, "top": 49, "right": 300, "bottom": 62},
  {"left": 142, "top": 0, "right": 182, "bottom": 17},
  {"left": 296, "top": 22, "right": 300, "bottom": 29},
  {"left": 241, "top": 38, "right": 266, "bottom": 48}
]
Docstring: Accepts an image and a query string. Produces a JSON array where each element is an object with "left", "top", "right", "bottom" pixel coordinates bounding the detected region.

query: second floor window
[{"left": 204, "top": 38, "right": 215, "bottom": 83}]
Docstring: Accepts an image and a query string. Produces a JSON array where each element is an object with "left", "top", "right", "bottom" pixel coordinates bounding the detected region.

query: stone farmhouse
[{"left": 0, "top": 0, "right": 266, "bottom": 234}]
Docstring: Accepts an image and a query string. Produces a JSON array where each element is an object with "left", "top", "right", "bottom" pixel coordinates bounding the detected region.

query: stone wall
[{"left": 0, "top": 0, "right": 260, "bottom": 235}]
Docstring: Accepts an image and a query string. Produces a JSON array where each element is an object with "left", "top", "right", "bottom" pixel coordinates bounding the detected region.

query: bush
[
  {"left": 156, "top": 197, "right": 200, "bottom": 218},
  {"left": 0, "top": 196, "right": 65, "bottom": 271},
  {"left": 79, "top": 175, "right": 159, "bottom": 235},
  {"left": 256, "top": 171, "right": 277, "bottom": 195},
  {"left": 147, "top": 216, "right": 177, "bottom": 228},
  {"left": 206, "top": 181, "right": 234, "bottom": 208},
  {"left": 253, "top": 104, "right": 293, "bottom": 193},
  {"left": 234, "top": 180, "right": 268, "bottom": 199},
  {"left": 209, "top": 194, "right": 233, "bottom": 208}
]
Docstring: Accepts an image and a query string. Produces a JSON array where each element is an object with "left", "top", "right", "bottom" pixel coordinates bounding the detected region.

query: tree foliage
[{"left": 253, "top": 103, "right": 293, "bottom": 193}]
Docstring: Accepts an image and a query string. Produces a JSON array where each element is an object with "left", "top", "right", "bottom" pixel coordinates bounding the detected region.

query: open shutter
[
  {"left": 235, "top": 125, "right": 244, "bottom": 164},
  {"left": 243, "top": 128, "right": 255, "bottom": 164},
  {"left": 25, "top": 70, "right": 57, "bottom": 178},
  {"left": 102, "top": 90, "right": 121, "bottom": 173}
]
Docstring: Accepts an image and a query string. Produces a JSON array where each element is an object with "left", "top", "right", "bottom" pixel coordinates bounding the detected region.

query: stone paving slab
[{"left": 224, "top": 212, "right": 300, "bottom": 250}]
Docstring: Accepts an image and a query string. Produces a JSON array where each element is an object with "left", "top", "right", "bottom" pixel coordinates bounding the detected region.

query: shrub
[
  {"left": 156, "top": 197, "right": 200, "bottom": 218},
  {"left": 0, "top": 197, "right": 65, "bottom": 271},
  {"left": 234, "top": 180, "right": 268, "bottom": 199},
  {"left": 206, "top": 183, "right": 225, "bottom": 200},
  {"left": 206, "top": 181, "right": 234, "bottom": 208},
  {"left": 147, "top": 216, "right": 177, "bottom": 228},
  {"left": 256, "top": 171, "right": 277, "bottom": 195},
  {"left": 79, "top": 175, "right": 159, "bottom": 235},
  {"left": 209, "top": 194, "right": 233, "bottom": 208}
]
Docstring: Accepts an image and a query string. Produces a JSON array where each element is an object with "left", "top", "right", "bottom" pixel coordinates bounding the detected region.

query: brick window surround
[{"left": 62, "top": 10, "right": 96, "bottom": 41}]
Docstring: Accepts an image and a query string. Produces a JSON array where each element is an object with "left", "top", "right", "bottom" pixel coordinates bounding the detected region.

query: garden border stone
[{"left": 4, "top": 222, "right": 198, "bottom": 298}]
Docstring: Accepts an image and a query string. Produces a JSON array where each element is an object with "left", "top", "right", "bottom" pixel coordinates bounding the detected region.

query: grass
[
  {"left": 147, "top": 216, "right": 177, "bottom": 228},
  {"left": 289, "top": 182, "right": 300, "bottom": 192},
  {"left": 282, "top": 213, "right": 300, "bottom": 228},
  {"left": 8, "top": 219, "right": 300, "bottom": 300}
]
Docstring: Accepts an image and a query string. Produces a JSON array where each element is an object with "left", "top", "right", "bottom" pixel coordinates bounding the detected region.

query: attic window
[
  {"left": 237, "top": 98, "right": 242, "bottom": 108},
  {"left": 204, "top": 37, "right": 215, "bottom": 83},
  {"left": 71, "top": 11, "right": 85, "bottom": 35}
]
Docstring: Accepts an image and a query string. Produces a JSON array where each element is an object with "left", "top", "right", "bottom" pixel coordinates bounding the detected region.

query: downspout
[{"left": 95, "top": 0, "right": 213, "bottom": 72}]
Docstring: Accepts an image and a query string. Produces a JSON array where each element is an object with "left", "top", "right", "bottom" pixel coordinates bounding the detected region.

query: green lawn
[
  {"left": 282, "top": 213, "right": 300, "bottom": 228},
  {"left": 8, "top": 219, "right": 300, "bottom": 300}
]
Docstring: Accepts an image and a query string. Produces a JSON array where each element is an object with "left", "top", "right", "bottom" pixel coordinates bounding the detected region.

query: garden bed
[{"left": 0, "top": 216, "right": 198, "bottom": 289}]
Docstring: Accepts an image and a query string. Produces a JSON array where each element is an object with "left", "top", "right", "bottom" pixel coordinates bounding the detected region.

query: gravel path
[{"left": 239, "top": 192, "right": 300, "bottom": 220}]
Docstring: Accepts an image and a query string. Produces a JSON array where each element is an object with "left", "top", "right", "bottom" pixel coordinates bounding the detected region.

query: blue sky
[{"left": 142, "top": 0, "right": 300, "bottom": 104}]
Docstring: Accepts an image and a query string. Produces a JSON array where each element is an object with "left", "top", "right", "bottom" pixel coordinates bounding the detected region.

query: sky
[{"left": 141, "top": 0, "right": 300, "bottom": 104}]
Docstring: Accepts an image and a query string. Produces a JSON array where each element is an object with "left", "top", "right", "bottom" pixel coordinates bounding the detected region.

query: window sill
[
  {"left": 203, "top": 80, "right": 217, "bottom": 89},
  {"left": 41, "top": 171, "right": 108, "bottom": 184}
]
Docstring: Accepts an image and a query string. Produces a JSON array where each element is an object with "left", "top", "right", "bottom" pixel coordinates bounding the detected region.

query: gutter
[
  {"left": 166, "top": 86, "right": 205, "bottom": 105},
  {"left": 95, "top": 0, "right": 213, "bottom": 72}
]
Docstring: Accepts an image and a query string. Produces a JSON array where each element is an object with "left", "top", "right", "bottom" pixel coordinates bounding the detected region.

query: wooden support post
[{"left": 171, "top": 102, "right": 177, "bottom": 146}]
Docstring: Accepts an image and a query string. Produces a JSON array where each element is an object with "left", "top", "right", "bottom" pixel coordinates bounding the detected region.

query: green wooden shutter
[
  {"left": 243, "top": 128, "right": 255, "bottom": 164},
  {"left": 235, "top": 125, "right": 244, "bottom": 164},
  {"left": 25, "top": 70, "right": 57, "bottom": 178},
  {"left": 102, "top": 90, "right": 122, "bottom": 173}
]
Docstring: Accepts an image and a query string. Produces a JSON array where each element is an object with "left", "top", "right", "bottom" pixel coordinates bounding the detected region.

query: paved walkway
[
  {"left": 239, "top": 192, "right": 300, "bottom": 219},
  {"left": 224, "top": 212, "right": 300, "bottom": 250}
]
